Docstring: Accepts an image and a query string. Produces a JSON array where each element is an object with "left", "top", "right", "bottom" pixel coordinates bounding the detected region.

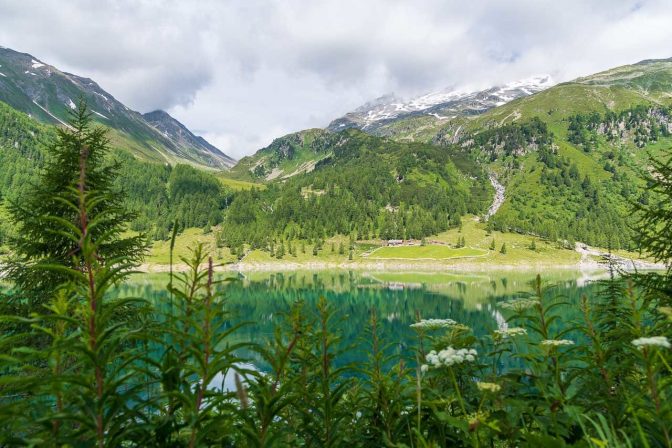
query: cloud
[{"left": 0, "top": 0, "right": 671, "bottom": 158}]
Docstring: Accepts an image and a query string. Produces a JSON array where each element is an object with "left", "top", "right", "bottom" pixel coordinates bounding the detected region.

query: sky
[{"left": 0, "top": 0, "right": 671, "bottom": 159}]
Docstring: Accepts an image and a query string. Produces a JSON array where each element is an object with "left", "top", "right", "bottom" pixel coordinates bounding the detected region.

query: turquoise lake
[{"left": 112, "top": 270, "right": 607, "bottom": 373}]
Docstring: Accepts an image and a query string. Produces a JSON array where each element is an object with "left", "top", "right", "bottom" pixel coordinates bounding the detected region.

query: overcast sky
[{"left": 1, "top": 0, "right": 671, "bottom": 159}]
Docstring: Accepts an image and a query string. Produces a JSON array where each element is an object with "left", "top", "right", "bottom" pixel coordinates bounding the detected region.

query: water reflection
[{"left": 115, "top": 270, "right": 607, "bottom": 370}]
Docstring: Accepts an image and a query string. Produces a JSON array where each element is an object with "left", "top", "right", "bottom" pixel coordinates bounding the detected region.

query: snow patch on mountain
[
  {"left": 67, "top": 99, "right": 77, "bottom": 110},
  {"left": 328, "top": 75, "right": 554, "bottom": 132},
  {"left": 92, "top": 110, "right": 109, "bottom": 119},
  {"left": 31, "top": 59, "right": 45, "bottom": 69}
]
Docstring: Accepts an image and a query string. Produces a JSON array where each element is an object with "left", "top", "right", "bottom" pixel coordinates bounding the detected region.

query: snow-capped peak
[{"left": 327, "top": 75, "right": 554, "bottom": 131}]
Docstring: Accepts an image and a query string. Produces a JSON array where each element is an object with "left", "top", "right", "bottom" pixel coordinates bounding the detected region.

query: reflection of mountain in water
[{"left": 113, "top": 270, "right": 601, "bottom": 369}]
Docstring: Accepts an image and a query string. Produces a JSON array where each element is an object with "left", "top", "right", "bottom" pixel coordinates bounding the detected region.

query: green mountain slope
[
  {"left": 0, "top": 100, "right": 231, "bottom": 243},
  {"left": 226, "top": 58, "right": 672, "bottom": 250},
  {"left": 220, "top": 129, "right": 492, "bottom": 251},
  {"left": 368, "top": 58, "right": 672, "bottom": 249},
  {"left": 0, "top": 47, "right": 234, "bottom": 168},
  {"left": 228, "top": 129, "right": 341, "bottom": 181}
]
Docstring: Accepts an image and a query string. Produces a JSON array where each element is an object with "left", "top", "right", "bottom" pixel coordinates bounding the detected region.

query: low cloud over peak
[{"left": 0, "top": 0, "right": 670, "bottom": 158}]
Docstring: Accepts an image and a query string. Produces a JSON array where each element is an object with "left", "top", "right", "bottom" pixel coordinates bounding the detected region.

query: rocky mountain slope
[
  {"left": 327, "top": 75, "right": 554, "bottom": 133},
  {"left": 0, "top": 46, "right": 234, "bottom": 169},
  {"left": 142, "top": 110, "right": 236, "bottom": 168}
]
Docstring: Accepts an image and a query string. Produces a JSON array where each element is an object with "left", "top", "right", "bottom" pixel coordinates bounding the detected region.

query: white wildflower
[
  {"left": 541, "top": 339, "right": 574, "bottom": 347},
  {"left": 632, "top": 336, "right": 670, "bottom": 349},
  {"left": 476, "top": 382, "right": 501, "bottom": 393},
  {"left": 425, "top": 347, "right": 477, "bottom": 368},
  {"left": 420, "top": 364, "right": 429, "bottom": 374},
  {"left": 494, "top": 327, "right": 527, "bottom": 339},
  {"left": 499, "top": 298, "right": 539, "bottom": 311}
]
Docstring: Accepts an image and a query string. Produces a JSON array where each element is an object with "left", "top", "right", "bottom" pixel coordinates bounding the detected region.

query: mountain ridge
[
  {"left": 0, "top": 46, "right": 234, "bottom": 169},
  {"left": 142, "top": 110, "right": 236, "bottom": 168},
  {"left": 327, "top": 75, "right": 554, "bottom": 133}
]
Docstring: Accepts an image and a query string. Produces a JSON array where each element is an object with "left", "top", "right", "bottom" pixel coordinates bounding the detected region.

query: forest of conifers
[{"left": 2, "top": 99, "right": 662, "bottom": 255}]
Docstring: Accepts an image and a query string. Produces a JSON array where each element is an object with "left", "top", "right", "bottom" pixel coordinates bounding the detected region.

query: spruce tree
[
  {"left": 0, "top": 101, "right": 151, "bottom": 444},
  {"left": 633, "top": 152, "right": 672, "bottom": 297},
  {"left": 6, "top": 101, "right": 147, "bottom": 303},
  {"left": 500, "top": 243, "right": 507, "bottom": 254}
]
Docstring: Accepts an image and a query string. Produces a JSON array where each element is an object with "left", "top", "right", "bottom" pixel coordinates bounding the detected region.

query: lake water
[{"left": 113, "top": 269, "right": 608, "bottom": 372}]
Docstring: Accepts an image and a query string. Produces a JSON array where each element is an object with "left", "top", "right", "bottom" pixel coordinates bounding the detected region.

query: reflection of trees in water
[{"left": 112, "top": 272, "right": 602, "bottom": 369}]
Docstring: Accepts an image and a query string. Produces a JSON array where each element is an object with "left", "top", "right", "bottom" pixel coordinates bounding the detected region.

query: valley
[
  {"left": 2, "top": 7, "right": 672, "bottom": 445},
  {"left": 1, "top": 48, "right": 671, "bottom": 273}
]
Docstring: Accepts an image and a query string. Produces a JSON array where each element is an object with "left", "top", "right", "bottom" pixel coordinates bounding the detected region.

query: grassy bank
[{"left": 142, "top": 217, "right": 658, "bottom": 271}]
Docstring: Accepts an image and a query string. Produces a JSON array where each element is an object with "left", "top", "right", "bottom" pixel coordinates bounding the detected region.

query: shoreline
[{"left": 138, "top": 257, "right": 666, "bottom": 274}]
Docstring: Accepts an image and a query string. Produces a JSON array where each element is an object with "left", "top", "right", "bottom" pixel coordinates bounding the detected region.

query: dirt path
[{"left": 486, "top": 173, "right": 505, "bottom": 220}]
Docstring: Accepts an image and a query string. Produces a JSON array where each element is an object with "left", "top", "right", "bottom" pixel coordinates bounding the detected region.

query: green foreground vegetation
[{"left": 0, "top": 97, "right": 672, "bottom": 447}]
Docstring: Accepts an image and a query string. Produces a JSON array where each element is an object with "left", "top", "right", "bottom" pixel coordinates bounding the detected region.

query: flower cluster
[
  {"left": 476, "top": 382, "right": 501, "bottom": 393},
  {"left": 632, "top": 336, "right": 670, "bottom": 349},
  {"left": 410, "top": 318, "right": 468, "bottom": 330},
  {"left": 541, "top": 339, "right": 574, "bottom": 347},
  {"left": 498, "top": 298, "right": 539, "bottom": 311},
  {"left": 424, "top": 347, "right": 477, "bottom": 369},
  {"left": 493, "top": 327, "right": 527, "bottom": 339}
]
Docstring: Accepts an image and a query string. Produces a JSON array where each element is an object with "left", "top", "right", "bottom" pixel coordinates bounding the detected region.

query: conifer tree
[
  {"left": 0, "top": 101, "right": 151, "bottom": 445},
  {"left": 500, "top": 242, "right": 507, "bottom": 254},
  {"left": 6, "top": 101, "right": 146, "bottom": 303},
  {"left": 633, "top": 152, "right": 672, "bottom": 296}
]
